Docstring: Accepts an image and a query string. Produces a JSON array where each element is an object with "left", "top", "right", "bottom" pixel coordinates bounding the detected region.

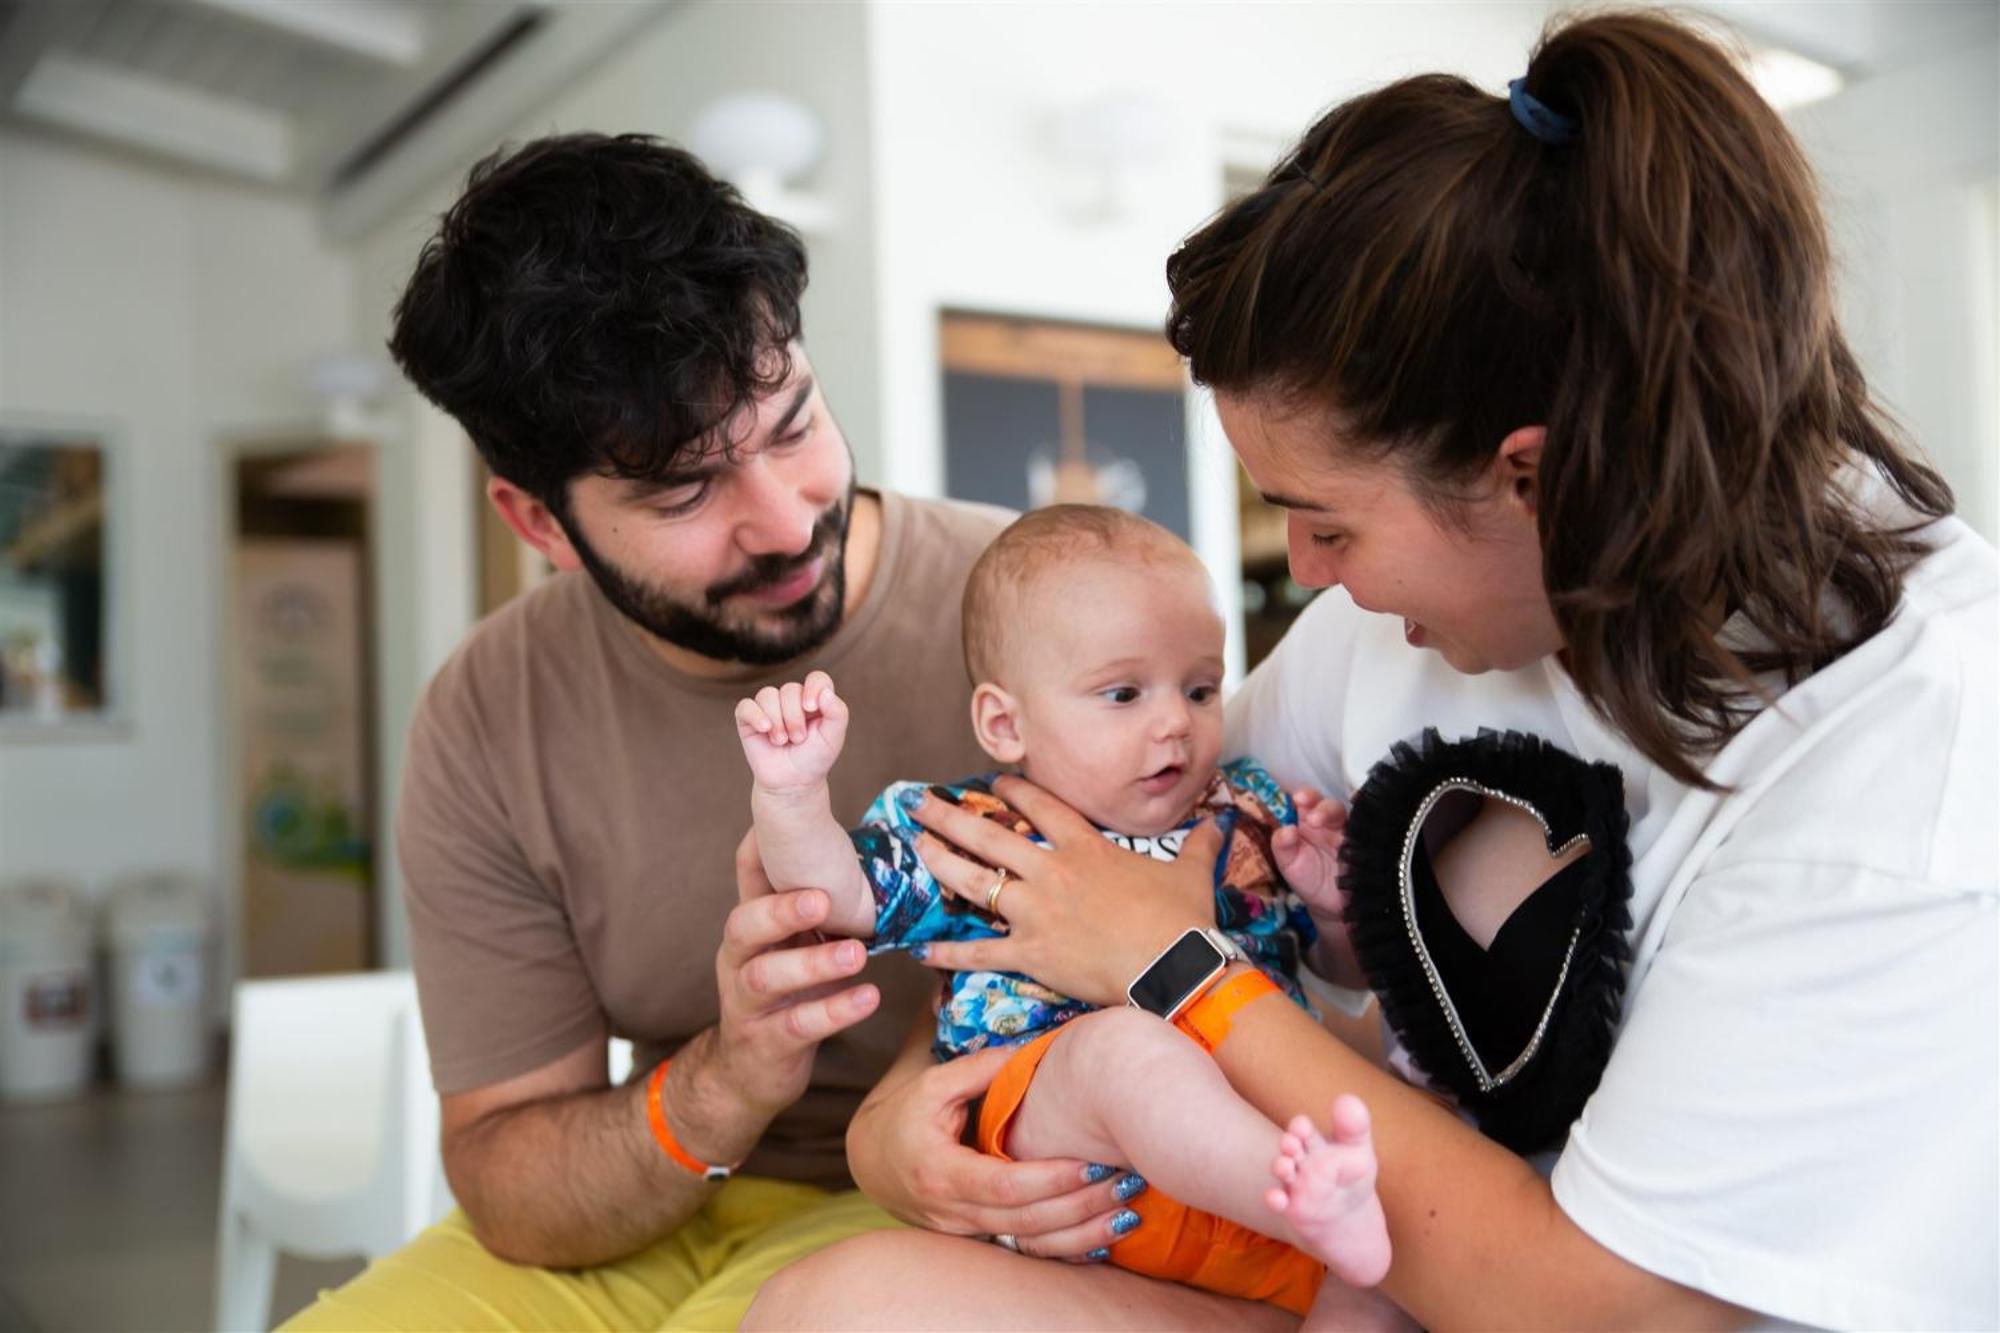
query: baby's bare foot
[{"left": 1266, "top": 1094, "right": 1392, "bottom": 1289}]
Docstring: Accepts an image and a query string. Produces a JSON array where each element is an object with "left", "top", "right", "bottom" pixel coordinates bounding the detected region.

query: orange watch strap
[
  {"left": 645, "top": 1058, "right": 737, "bottom": 1181},
  {"left": 1174, "top": 967, "right": 1281, "bottom": 1053}
]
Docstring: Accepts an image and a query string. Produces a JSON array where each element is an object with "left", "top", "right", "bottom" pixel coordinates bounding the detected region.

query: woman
[{"left": 746, "top": 11, "right": 1997, "bottom": 1329}]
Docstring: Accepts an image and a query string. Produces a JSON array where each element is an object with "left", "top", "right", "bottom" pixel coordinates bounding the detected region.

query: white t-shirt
[{"left": 1224, "top": 491, "right": 1998, "bottom": 1330}]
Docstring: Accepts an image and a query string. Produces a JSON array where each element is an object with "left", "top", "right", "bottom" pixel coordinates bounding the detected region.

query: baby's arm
[
  {"left": 1272, "top": 788, "right": 1367, "bottom": 990},
  {"left": 735, "top": 672, "right": 877, "bottom": 938}
]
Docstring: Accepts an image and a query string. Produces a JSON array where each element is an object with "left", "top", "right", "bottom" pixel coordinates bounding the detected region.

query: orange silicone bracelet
[
  {"left": 645, "top": 1058, "right": 737, "bottom": 1181},
  {"left": 1174, "top": 967, "right": 1282, "bottom": 1053}
]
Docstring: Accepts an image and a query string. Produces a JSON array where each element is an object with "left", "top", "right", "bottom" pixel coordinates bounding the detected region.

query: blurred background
[{"left": 0, "top": 1, "right": 1991, "bottom": 1327}]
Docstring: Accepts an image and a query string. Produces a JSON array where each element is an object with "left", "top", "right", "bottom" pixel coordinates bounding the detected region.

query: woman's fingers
[
  {"left": 922, "top": 1041, "right": 1013, "bottom": 1102},
  {"left": 1176, "top": 815, "right": 1228, "bottom": 869},
  {"left": 989, "top": 774, "right": 1100, "bottom": 845},
  {"left": 911, "top": 796, "right": 1044, "bottom": 879},
  {"left": 953, "top": 1158, "right": 1125, "bottom": 1238},
  {"left": 914, "top": 937, "right": 1019, "bottom": 974},
  {"left": 915, "top": 831, "right": 1017, "bottom": 911},
  {"left": 1016, "top": 1208, "right": 1134, "bottom": 1263}
]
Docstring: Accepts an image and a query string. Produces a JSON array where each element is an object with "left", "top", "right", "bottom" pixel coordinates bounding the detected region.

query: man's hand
[
  {"left": 735, "top": 671, "right": 849, "bottom": 794},
  {"left": 433, "top": 832, "right": 886, "bottom": 1269},
  {"left": 679, "top": 830, "right": 884, "bottom": 1157}
]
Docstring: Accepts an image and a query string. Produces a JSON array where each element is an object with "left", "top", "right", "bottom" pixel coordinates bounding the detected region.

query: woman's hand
[
  {"left": 847, "top": 1032, "right": 1140, "bottom": 1260},
  {"left": 908, "top": 775, "right": 1220, "bottom": 1006}
]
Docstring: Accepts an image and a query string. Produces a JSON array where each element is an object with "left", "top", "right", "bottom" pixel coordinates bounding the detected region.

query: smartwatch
[{"left": 1126, "top": 928, "right": 1247, "bottom": 1022}]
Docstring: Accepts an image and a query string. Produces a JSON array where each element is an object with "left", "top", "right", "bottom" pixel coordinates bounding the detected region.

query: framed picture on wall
[
  {"left": 0, "top": 420, "right": 120, "bottom": 734},
  {"left": 939, "top": 312, "right": 1190, "bottom": 540}
]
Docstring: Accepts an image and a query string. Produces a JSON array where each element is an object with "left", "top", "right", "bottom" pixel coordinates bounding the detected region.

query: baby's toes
[
  {"left": 1333, "top": 1150, "right": 1376, "bottom": 1191},
  {"left": 1330, "top": 1094, "right": 1373, "bottom": 1145}
]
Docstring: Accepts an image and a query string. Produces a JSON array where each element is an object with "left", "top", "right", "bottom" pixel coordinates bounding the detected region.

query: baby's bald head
[{"left": 961, "top": 504, "right": 1206, "bottom": 688}]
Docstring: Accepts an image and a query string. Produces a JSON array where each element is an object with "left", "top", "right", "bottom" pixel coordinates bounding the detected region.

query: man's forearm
[{"left": 446, "top": 1028, "right": 774, "bottom": 1268}]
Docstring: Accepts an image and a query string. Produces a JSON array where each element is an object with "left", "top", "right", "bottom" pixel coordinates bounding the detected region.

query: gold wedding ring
[{"left": 984, "top": 868, "right": 1010, "bottom": 914}]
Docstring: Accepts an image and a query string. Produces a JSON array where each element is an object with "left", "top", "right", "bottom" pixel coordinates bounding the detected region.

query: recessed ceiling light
[{"left": 1746, "top": 46, "right": 1845, "bottom": 111}]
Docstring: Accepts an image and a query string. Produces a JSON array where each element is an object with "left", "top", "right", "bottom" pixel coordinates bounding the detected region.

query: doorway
[{"left": 224, "top": 441, "right": 377, "bottom": 978}]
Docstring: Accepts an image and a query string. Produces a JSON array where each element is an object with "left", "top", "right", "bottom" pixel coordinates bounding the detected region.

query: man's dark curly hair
[{"left": 388, "top": 132, "right": 808, "bottom": 516}]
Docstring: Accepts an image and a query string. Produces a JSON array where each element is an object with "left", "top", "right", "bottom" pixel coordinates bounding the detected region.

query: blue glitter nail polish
[
  {"left": 1082, "top": 1163, "right": 1116, "bottom": 1184},
  {"left": 1113, "top": 1173, "right": 1147, "bottom": 1203},
  {"left": 1084, "top": 1247, "right": 1111, "bottom": 1263},
  {"left": 897, "top": 785, "right": 924, "bottom": 811},
  {"left": 909, "top": 943, "right": 928, "bottom": 963},
  {"left": 1110, "top": 1209, "right": 1141, "bottom": 1237}
]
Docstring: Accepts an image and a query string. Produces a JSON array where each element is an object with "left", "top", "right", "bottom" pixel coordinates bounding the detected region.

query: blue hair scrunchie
[{"left": 1509, "top": 77, "right": 1579, "bottom": 146}]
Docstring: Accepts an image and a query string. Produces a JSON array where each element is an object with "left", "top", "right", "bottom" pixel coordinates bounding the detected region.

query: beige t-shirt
[{"left": 399, "top": 490, "right": 1009, "bottom": 1187}]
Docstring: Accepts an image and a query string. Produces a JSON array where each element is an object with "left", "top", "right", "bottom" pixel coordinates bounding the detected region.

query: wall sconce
[
  {"left": 1047, "top": 90, "right": 1178, "bottom": 223},
  {"left": 300, "top": 352, "right": 392, "bottom": 439},
  {"left": 690, "top": 92, "right": 834, "bottom": 234}
]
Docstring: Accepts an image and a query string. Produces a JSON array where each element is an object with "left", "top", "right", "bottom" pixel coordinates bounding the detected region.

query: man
[{"left": 285, "top": 134, "right": 1119, "bottom": 1331}]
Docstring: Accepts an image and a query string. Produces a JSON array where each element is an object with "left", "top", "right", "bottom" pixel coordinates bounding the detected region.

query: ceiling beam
[
  {"left": 320, "top": 1, "right": 677, "bottom": 241},
  {"left": 14, "top": 51, "right": 290, "bottom": 180},
  {"left": 175, "top": 0, "right": 428, "bottom": 68},
  {"left": 0, "top": 0, "right": 112, "bottom": 108},
  {"left": 288, "top": 1, "right": 538, "bottom": 191}
]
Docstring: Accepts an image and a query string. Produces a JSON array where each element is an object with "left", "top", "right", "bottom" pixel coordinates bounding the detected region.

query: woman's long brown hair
[{"left": 1166, "top": 10, "right": 1953, "bottom": 788}]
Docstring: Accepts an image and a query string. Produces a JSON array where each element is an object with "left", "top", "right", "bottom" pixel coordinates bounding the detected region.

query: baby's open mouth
[{"left": 1137, "top": 764, "right": 1185, "bottom": 793}]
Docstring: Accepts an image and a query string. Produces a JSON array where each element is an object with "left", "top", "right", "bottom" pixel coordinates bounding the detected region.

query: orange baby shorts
[{"left": 974, "top": 1025, "right": 1326, "bottom": 1317}]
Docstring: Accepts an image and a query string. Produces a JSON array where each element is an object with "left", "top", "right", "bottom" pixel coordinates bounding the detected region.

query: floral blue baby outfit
[{"left": 849, "top": 757, "right": 1319, "bottom": 1059}]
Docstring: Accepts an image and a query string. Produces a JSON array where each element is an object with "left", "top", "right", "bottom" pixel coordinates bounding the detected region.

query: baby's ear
[{"left": 969, "top": 683, "right": 1026, "bottom": 764}]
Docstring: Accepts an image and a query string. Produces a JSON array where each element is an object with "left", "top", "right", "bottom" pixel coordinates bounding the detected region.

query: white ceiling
[
  {"left": 0, "top": 1, "right": 1988, "bottom": 230},
  {"left": 1704, "top": 0, "right": 1998, "bottom": 74},
  {"left": 0, "top": 0, "right": 672, "bottom": 232}
]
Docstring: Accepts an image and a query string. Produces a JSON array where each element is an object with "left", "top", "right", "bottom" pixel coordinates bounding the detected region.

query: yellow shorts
[{"left": 279, "top": 1176, "right": 902, "bottom": 1332}]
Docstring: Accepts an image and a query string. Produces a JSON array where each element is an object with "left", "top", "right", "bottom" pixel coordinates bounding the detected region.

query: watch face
[{"left": 1130, "top": 931, "right": 1226, "bottom": 1017}]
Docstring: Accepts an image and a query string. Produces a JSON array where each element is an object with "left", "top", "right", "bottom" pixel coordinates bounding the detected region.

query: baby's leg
[{"left": 1005, "top": 1008, "right": 1390, "bottom": 1287}]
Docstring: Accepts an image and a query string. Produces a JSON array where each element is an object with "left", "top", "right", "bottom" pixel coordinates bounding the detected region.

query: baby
[{"left": 735, "top": 505, "right": 1394, "bottom": 1327}]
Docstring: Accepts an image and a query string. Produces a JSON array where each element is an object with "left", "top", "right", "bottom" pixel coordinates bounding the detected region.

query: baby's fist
[{"left": 735, "top": 671, "right": 850, "bottom": 790}]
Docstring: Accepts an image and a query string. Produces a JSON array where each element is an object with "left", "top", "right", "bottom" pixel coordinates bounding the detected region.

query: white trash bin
[
  {"left": 107, "top": 875, "right": 212, "bottom": 1089},
  {"left": 0, "top": 879, "right": 97, "bottom": 1102}
]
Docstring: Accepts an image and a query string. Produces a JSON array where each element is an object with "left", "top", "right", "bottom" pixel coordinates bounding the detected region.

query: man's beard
[{"left": 563, "top": 489, "right": 854, "bottom": 666}]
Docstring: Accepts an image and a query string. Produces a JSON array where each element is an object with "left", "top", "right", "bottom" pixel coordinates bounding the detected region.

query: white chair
[{"left": 213, "top": 970, "right": 453, "bottom": 1332}]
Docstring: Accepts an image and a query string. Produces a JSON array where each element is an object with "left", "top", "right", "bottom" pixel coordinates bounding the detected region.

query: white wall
[
  {"left": 1788, "top": 40, "right": 2000, "bottom": 539},
  {"left": 0, "top": 131, "right": 355, "bottom": 943}
]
